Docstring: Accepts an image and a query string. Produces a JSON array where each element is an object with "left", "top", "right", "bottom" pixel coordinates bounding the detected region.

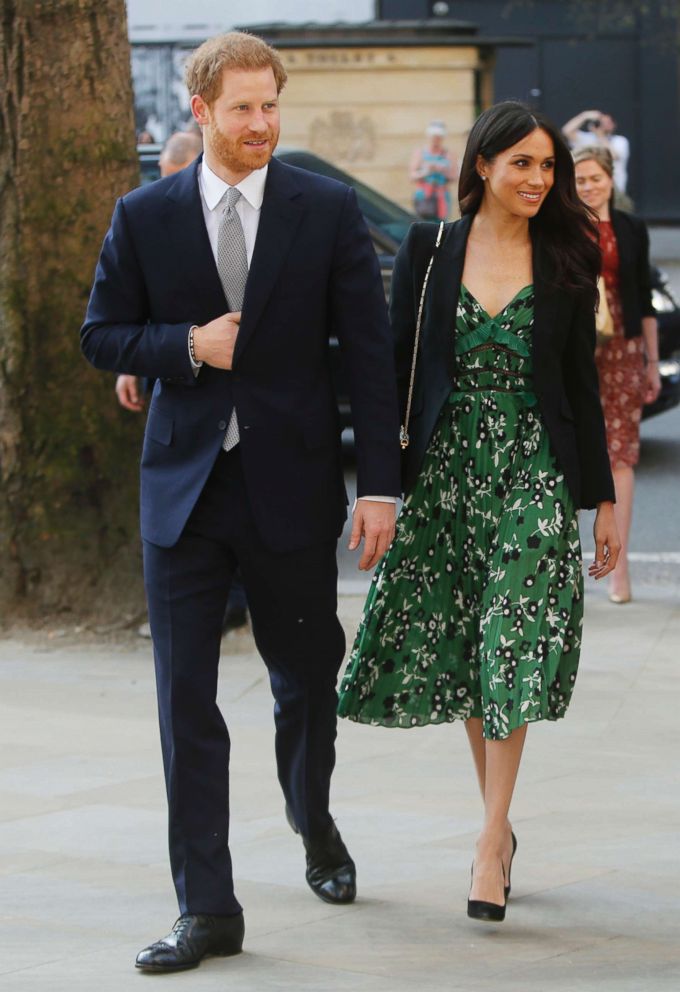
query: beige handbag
[
  {"left": 400, "top": 221, "right": 445, "bottom": 449},
  {"left": 595, "top": 274, "right": 614, "bottom": 344}
]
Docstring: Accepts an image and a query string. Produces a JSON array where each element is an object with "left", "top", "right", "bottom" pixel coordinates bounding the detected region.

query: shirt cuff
[{"left": 352, "top": 495, "right": 398, "bottom": 512}]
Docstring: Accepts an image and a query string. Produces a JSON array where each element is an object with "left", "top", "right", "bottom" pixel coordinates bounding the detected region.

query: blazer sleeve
[
  {"left": 563, "top": 291, "right": 615, "bottom": 508},
  {"left": 80, "top": 197, "right": 197, "bottom": 386},
  {"left": 634, "top": 216, "right": 656, "bottom": 319},
  {"left": 329, "top": 186, "right": 401, "bottom": 498}
]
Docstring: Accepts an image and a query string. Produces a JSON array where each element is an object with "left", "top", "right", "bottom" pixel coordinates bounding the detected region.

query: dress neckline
[{"left": 461, "top": 283, "right": 533, "bottom": 321}]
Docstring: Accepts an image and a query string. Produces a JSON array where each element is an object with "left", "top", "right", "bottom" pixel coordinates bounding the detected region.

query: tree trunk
[{"left": 0, "top": 0, "right": 144, "bottom": 624}]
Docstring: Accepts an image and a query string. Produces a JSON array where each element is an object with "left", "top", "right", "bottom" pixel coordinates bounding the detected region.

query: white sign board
[{"left": 127, "top": 0, "right": 376, "bottom": 41}]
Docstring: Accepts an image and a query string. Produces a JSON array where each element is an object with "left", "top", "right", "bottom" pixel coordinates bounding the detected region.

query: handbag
[
  {"left": 400, "top": 221, "right": 445, "bottom": 449},
  {"left": 595, "top": 274, "right": 614, "bottom": 344}
]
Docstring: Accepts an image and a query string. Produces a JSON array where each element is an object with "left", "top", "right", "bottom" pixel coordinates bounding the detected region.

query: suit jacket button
[{"left": 218, "top": 420, "right": 227, "bottom": 430}]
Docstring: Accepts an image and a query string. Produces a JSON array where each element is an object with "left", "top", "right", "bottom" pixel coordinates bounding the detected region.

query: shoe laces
[{"left": 171, "top": 915, "right": 194, "bottom": 940}]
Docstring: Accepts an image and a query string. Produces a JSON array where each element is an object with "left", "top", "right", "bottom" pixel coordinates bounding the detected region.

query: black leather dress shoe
[
  {"left": 286, "top": 805, "right": 356, "bottom": 904},
  {"left": 135, "top": 912, "right": 244, "bottom": 972}
]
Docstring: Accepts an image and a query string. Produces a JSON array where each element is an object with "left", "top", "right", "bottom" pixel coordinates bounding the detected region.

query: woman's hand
[
  {"left": 589, "top": 501, "right": 621, "bottom": 579},
  {"left": 644, "top": 361, "right": 662, "bottom": 404}
]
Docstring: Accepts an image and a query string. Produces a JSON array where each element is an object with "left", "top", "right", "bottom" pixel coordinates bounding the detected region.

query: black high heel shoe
[
  {"left": 467, "top": 862, "right": 506, "bottom": 923},
  {"left": 504, "top": 832, "right": 518, "bottom": 899}
]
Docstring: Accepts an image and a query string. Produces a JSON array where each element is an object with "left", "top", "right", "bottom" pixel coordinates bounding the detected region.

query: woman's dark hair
[{"left": 459, "top": 101, "right": 600, "bottom": 298}]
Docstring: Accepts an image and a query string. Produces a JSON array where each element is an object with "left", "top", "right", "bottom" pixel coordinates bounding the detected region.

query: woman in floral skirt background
[{"left": 573, "top": 145, "right": 661, "bottom": 603}]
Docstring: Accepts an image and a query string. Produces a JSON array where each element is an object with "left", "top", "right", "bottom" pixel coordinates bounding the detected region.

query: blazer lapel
[
  {"left": 532, "top": 264, "right": 551, "bottom": 372},
  {"left": 610, "top": 208, "right": 634, "bottom": 276},
  {"left": 163, "top": 157, "right": 227, "bottom": 317},
  {"left": 234, "top": 158, "right": 305, "bottom": 364},
  {"left": 423, "top": 215, "right": 566, "bottom": 393},
  {"left": 426, "top": 213, "right": 473, "bottom": 380},
  {"left": 531, "top": 242, "right": 567, "bottom": 389}
]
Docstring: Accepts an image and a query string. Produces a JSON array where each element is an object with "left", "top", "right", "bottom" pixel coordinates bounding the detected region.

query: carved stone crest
[{"left": 309, "top": 111, "right": 376, "bottom": 162}]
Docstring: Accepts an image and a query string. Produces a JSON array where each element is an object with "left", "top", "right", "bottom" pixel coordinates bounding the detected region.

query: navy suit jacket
[
  {"left": 392, "top": 215, "right": 615, "bottom": 509},
  {"left": 81, "top": 156, "right": 401, "bottom": 550}
]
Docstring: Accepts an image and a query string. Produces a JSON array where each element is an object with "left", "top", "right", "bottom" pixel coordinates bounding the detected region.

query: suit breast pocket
[{"left": 145, "top": 408, "right": 174, "bottom": 446}]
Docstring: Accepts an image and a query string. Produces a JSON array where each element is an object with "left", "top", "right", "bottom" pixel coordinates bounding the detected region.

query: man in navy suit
[{"left": 81, "top": 32, "right": 400, "bottom": 972}]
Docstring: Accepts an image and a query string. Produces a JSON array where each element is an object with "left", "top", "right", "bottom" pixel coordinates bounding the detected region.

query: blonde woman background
[{"left": 574, "top": 146, "right": 661, "bottom": 603}]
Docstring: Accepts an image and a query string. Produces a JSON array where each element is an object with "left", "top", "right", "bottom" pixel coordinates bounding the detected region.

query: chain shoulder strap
[{"left": 400, "top": 220, "right": 445, "bottom": 450}]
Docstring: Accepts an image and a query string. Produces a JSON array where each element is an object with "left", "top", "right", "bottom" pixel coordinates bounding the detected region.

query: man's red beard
[{"left": 207, "top": 120, "right": 279, "bottom": 174}]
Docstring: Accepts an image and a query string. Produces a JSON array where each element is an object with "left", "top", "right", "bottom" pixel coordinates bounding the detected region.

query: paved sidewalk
[{"left": 1, "top": 573, "right": 679, "bottom": 991}]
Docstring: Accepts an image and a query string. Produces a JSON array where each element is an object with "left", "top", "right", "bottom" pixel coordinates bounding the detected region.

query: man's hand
[
  {"left": 115, "top": 374, "right": 145, "bottom": 412},
  {"left": 193, "top": 311, "right": 241, "bottom": 370},
  {"left": 348, "top": 500, "right": 396, "bottom": 571}
]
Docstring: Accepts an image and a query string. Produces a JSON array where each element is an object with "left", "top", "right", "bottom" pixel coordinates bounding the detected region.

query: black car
[
  {"left": 137, "top": 145, "right": 680, "bottom": 425},
  {"left": 138, "top": 143, "right": 163, "bottom": 184},
  {"left": 275, "top": 149, "right": 412, "bottom": 431},
  {"left": 646, "top": 266, "right": 680, "bottom": 419}
]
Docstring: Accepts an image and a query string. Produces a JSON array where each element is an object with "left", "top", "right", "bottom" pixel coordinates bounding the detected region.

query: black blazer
[
  {"left": 609, "top": 208, "right": 655, "bottom": 338},
  {"left": 82, "top": 156, "right": 401, "bottom": 550},
  {"left": 391, "top": 214, "right": 615, "bottom": 510}
]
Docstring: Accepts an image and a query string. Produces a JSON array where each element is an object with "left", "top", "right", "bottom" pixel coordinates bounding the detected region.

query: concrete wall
[{"left": 278, "top": 45, "right": 483, "bottom": 213}]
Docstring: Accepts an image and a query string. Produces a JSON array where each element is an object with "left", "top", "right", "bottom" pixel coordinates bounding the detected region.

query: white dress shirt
[
  {"left": 192, "top": 157, "right": 395, "bottom": 507},
  {"left": 198, "top": 157, "right": 267, "bottom": 265},
  {"left": 188, "top": 158, "right": 266, "bottom": 373}
]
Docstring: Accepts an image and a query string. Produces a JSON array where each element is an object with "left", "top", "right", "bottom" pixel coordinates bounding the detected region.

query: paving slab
[{"left": 1, "top": 575, "right": 679, "bottom": 991}]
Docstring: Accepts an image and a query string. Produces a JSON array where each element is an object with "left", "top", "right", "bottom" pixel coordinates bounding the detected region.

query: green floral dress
[{"left": 338, "top": 285, "right": 583, "bottom": 740}]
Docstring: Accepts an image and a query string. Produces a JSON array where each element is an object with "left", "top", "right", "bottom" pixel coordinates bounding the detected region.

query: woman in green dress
[{"left": 338, "top": 103, "right": 620, "bottom": 922}]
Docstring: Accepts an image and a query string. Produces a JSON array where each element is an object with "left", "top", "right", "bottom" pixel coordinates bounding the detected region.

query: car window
[
  {"left": 276, "top": 149, "right": 414, "bottom": 245},
  {"left": 134, "top": 145, "right": 417, "bottom": 247}
]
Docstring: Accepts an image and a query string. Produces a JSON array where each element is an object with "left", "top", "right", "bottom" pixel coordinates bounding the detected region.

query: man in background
[{"left": 562, "top": 108, "right": 630, "bottom": 195}]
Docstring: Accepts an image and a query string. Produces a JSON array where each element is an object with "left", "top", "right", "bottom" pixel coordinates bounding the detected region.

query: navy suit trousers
[{"left": 143, "top": 447, "right": 346, "bottom": 915}]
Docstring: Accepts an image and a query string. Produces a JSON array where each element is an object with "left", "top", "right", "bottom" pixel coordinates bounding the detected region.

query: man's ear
[{"left": 190, "top": 94, "right": 210, "bottom": 126}]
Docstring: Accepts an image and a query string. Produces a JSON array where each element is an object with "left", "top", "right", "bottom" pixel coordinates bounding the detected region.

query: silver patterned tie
[{"left": 217, "top": 187, "right": 249, "bottom": 451}]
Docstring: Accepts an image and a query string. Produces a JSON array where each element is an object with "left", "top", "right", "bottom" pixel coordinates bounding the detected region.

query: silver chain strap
[{"left": 400, "top": 221, "right": 445, "bottom": 450}]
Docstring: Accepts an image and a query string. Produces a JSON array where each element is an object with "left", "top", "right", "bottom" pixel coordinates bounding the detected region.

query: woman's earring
[{"left": 480, "top": 175, "right": 487, "bottom": 181}]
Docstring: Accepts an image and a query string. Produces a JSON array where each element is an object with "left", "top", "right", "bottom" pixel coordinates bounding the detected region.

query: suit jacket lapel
[
  {"left": 234, "top": 158, "right": 305, "bottom": 364},
  {"left": 163, "top": 157, "right": 227, "bottom": 316}
]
